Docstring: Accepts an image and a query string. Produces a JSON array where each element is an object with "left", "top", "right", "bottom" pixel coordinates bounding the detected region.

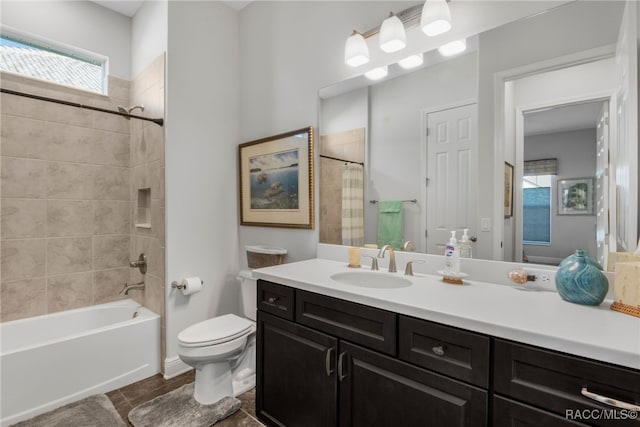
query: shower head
[{"left": 117, "top": 105, "right": 145, "bottom": 119}]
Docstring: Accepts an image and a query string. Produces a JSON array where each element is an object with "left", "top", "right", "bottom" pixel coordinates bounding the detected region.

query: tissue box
[
  {"left": 606, "top": 252, "right": 640, "bottom": 272},
  {"left": 611, "top": 261, "right": 640, "bottom": 318}
]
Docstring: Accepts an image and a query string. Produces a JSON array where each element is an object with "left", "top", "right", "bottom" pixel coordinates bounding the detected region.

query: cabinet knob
[
  {"left": 432, "top": 345, "right": 446, "bottom": 356},
  {"left": 267, "top": 296, "right": 278, "bottom": 304}
]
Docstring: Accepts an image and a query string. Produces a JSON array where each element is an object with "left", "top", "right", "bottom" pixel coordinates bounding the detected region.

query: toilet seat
[{"left": 178, "top": 314, "right": 254, "bottom": 348}]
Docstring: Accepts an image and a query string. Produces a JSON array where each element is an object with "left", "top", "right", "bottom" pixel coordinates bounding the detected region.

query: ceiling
[
  {"left": 524, "top": 101, "right": 605, "bottom": 137},
  {"left": 91, "top": 0, "right": 252, "bottom": 17}
]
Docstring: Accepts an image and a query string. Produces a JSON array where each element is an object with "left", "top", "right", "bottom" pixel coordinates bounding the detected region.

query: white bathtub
[{"left": 0, "top": 299, "right": 160, "bottom": 426}]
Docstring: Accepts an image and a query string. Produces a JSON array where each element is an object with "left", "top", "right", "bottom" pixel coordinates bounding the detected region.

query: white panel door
[
  {"left": 426, "top": 104, "right": 478, "bottom": 254},
  {"left": 595, "top": 101, "right": 610, "bottom": 265},
  {"left": 614, "top": 0, "right": 638, "bottom": 252}
]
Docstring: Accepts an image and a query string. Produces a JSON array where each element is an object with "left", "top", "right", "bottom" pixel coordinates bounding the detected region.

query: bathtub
[{"left": 0, "top": 299, "right": 160, "bottom": 426}]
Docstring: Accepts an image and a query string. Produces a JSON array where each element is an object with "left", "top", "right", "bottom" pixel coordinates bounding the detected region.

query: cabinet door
[
  {"left": 257, "top": 311, "right": 337, "bottom": 427},
  {"left": 338, "top": 341, "right": 487, "bottom": 427},
  {"left": 493, "top": 396, "right": 588, "bottom": 427}
]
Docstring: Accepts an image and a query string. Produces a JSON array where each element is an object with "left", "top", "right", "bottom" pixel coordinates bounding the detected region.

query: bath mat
[
  {"left": 128, "top": 383, "right": 241, "bottom": 427},
  {"left": 11, "top": 394, "right": 125, "bottom": 427}
]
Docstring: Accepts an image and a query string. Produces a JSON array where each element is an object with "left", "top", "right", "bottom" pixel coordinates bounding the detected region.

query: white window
[
  {"left": 522, "top": 174, "right": 553, "bottom": 245},
  {"left": 0, "top": 30, "right": 107, "bottom": 94}
]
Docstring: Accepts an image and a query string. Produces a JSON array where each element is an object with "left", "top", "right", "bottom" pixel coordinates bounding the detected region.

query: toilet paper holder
[{"left": 171, "top": 279, "right": 204, "bottom": 290}]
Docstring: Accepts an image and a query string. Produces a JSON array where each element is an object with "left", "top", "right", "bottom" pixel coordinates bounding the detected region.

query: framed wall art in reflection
[
  {"left": 238, "top": 126, "right": 314, "bottom": 228},
  {"left": 504, "top": 162, "right": 514, "bottom": 218},
  {"left": 557, "top": 177, "right": 595, "bottom": 215}
]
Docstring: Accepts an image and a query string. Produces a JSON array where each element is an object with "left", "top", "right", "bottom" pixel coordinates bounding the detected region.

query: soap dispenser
[
  {"left": 444, "top": 230, "right": 460, "bottom": 275},
  {"left": 460, "top": 228, "right": 472, "bottom": 259}
]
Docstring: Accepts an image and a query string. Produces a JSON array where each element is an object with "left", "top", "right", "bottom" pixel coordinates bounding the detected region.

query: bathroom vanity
[{"left": 253, "top": 258, "right": 640, "bottom": 427}]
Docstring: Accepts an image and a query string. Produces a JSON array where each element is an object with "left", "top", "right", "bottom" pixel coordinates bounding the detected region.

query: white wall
[
  {"left": 523, "top": 129, "right": 598, "bottom": 261},
  {"left": 132, "top": 0, "right": 167, "bottom": 78},
  {"left": 0, "top": 1, "right": 132, "bottom": 79},
  {"left": 320, "top": 87, "right": 368, "bottom": 136},
  {"left": 165, "top": 0, "right": 241, "bottom": 371},
  {"left": 367, "top": 52, "right": 477, "bottom": 250}
]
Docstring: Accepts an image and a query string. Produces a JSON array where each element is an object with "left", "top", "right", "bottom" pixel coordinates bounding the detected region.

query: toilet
[{"left": 177, "top": 245, "right": 286, "bottom": 405}]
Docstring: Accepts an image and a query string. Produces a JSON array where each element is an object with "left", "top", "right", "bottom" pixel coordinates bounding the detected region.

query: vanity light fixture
[
  {"left": 421, "top": 0, "right": 452, "bottom": 36},
  {"left": 345, "top": 31, "right": 370, "bottom": 67},
  {"left": 438, "top": 38, "right": 466, "bottom": 56},
  {"left": 364, "top": 66, "right": 388, "bottom": 81},
  {"left": 379, "top": 13, "right": 406, "bottom": 53},
  {"left": 398, "top": 53, "right": 424, "bottom": 69}
]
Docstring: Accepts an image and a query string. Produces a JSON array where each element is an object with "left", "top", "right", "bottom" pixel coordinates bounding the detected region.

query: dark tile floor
[{"left": 107, "top": 370, "right": 264, "bottom": 426}]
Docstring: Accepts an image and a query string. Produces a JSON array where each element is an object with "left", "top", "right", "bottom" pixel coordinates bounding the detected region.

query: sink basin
[{"left": 330, "top": 271, "right": 412, "bottom": 289}]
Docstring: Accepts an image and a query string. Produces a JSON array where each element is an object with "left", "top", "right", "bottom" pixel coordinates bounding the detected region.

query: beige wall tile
[
  {"left": 1, "top": 239, "right": 45, "bottom": 281},
  {"left": 143, "top": 274, "right": 163, "bottom": 316},
  {"left": 135, "top": 236, "right": 164, "bottom": 280},
  {"left": 1, "top": 157, "right": 47, "bottom": 198},
  {"left": 93, "top": 268, "right": 129, "bottom": 304},
  {"left": 149, "top": 161, "right": 165, "bottom": 200},
  {"left": 47, "top": 272, "right": 92, "bottom": 313},
  {"left": 47, "top": 162, "right": 93, "bottom": 199},
  {"left": 92, "top": 130, "right": 130, "bottom": 167},
  {"left": 93, "top": 235, "right": 130, "bottom": 270},
  {"left": 143, "top": 123, "right": 164, "bottom": 165},
  {"left": 1, "top": 199, "right": 46, "bottom": 239},
  {"left": 0, "top": 278, "right": 46, "bottom": 321},
  {"left": 108, "top": 76, "right": 131, "bottom": 101},
  {"left": 47, "top": 237, "right": 92, "bottom": 275},
  {"left": 0, "top": 115, "right": 48, "bottom": 159},
  {"left": 47, "top": 200, "right": 92, "bottom": 237},
  {"left": 94, "top": 166, "right": 130, "bottom": 200},
  {"left": 93, "top": 200, "right": 131, "bottom": 235},
  {"left": 131, "top": 120, "right": 145, "bottom": 167},
  {"left": 93, "top": 110, "right": 130, "bottom": 134},
  {"left": 42, "top": 101, "right": 93, "bottom": 128},
  {"left": 46, "top": 123, "right": 93, "bottom": 163}
]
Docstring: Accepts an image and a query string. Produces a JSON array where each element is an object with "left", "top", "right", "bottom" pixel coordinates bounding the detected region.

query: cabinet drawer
[
  {"left": 257, "top": 280, "right": 295, "bottom": 321},
  {"left": 398, "top": 315, "right": 490, "bottom": 387},
  {"left": 494, "top": 339, "right": 640, "bottom": 427},
  {"left": 296, "top": 290, "right": 397, "bottom": 356},
  {"left": 493, "top": 396, "right": 588, "bottom": 427}
]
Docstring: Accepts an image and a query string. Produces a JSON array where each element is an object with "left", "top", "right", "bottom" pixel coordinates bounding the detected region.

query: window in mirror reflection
[{"left": 523, "top": 175, "right": 553, "bottom": 245}]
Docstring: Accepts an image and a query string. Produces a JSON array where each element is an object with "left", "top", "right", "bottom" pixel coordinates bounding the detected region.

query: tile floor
[{"left": 107, "top": 370, "right": 265, "bottom": 426}]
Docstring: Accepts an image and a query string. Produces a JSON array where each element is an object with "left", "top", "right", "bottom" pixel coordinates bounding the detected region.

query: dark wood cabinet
[
  {"left": 256, "top": 279, "right": 639, "bottom": 427},
  {"left": 339, "top": 341, "right": 487, "bottom": 427},
  {"left": 257, "top": 311, "right": 337, "bottom": 427}
]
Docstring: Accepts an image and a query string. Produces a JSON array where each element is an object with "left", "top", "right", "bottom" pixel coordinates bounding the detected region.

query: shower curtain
[{"left": 341, "top": 163, "right": 365, "bottom": 247}]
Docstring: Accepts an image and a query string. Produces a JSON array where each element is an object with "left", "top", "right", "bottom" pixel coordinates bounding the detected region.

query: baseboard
[{"left": 163, "top": 356, "right": 192, "bottom": 380}]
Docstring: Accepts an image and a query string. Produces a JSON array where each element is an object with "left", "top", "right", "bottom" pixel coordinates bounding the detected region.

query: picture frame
[
  {"left": 238, "top": 126, "right": 314, "bottom": 228},
  {"left": 557, "top": 177, "right": 595, "bottom": 215},
  {"left": 504, "top": 162, "right": 514, "bottom": 218}
]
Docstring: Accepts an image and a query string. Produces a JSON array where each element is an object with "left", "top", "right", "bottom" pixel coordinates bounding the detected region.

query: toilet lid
[{"left": 178, "top": 314, "right": 254, "bottom": 347}]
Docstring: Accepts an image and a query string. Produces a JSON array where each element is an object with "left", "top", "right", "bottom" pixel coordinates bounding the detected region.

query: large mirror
[{"left": 319, "top": 0, "right": 637, "bottom": 267}]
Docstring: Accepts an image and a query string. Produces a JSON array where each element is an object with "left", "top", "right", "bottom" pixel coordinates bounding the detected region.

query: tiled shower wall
[
  {"left": 128, "top": 54, "right": 166, "bottom": 364},
  {"left": 0, "top": 54, "right": 166, "bottom": 327}
]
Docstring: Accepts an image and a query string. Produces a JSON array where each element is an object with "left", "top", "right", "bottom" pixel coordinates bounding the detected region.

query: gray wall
[{"left": 523, "top": 129, "right": 598, "bottom": 262}]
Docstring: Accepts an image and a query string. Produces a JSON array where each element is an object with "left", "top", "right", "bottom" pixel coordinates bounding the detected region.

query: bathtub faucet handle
[{"left": 130, "top": 253, "right": 147, "bottom": 275}]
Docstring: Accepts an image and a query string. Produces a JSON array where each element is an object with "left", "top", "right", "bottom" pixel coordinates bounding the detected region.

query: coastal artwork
[
  {"left": 249, "top": 149, "right": 300, "bottom": 209},
  {"left": 557, "top": 177, "right": 595, "bottom": 215}
]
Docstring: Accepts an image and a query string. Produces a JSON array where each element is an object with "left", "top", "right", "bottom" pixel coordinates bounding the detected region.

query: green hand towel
[{"left": 377, "top": 200, "right": 403, "bottom": 250}]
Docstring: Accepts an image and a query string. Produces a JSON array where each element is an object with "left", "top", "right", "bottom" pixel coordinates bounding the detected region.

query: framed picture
[
  {"left": 238, "top": 126, "right": 314, "bottom": 228},
  {"left": 557, "top": 177, "right": 595, "bottom": 215},
  {"left": 504, "top": 162, "right": 514, "bottom": 218}
]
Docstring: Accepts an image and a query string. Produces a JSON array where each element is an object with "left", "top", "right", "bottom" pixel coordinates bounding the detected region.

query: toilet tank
[
  {"left": 238, "top": 270, "right": 258, "bottom": 321},
  {"left": 245, "top": 245, "right": 287, "bottom": 269}
]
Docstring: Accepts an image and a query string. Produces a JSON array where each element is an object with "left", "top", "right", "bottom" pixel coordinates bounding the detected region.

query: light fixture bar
[{"left": 360, "top": 3, "right": 424, "bottom": 39}]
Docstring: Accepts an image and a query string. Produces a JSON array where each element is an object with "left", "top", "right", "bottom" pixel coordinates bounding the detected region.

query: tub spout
[{"left": 120, "top": 281, "right": 145, "bottom": 295}]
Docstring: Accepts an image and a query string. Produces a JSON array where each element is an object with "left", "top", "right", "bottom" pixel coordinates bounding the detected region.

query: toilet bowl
[{"left": 177, "top": 272, "right": 259, "bottom": 404}]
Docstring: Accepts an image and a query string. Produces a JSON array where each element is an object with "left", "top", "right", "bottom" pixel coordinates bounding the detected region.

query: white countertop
[{"left": 254, "top": 258, "right": 640, "bottom": 370}]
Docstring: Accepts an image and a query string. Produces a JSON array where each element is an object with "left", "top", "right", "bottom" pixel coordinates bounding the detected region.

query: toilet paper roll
[{"left": 181, "top": 277, "right": 203, "bottom": 296}]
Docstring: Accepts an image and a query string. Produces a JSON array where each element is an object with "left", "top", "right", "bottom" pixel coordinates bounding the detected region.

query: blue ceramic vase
[{"left": 555, "top": 250, "right": 609, "bottom": 306}]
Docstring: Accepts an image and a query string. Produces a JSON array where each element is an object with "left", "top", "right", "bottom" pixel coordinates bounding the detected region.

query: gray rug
[
  {"left": 11, "top": 394, "right": 125, "bottom": 427},
  {"left": 128, "top": 383, "right": 241, "bottom": 427}
]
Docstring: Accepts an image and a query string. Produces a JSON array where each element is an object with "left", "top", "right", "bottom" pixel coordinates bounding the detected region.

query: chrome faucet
[
  {"left": 120, "top": 281, "right": 145, "bottom": 295},
  {"left": 377, "top": 245, "right": 397, "bottom": 273}
]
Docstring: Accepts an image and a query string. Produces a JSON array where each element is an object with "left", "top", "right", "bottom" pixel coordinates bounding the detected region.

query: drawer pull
[
  {"left": 432, "top": 345, "right": 445, "bottom": 356},
  {"left": 267, "top": 296, "right": 278, "bottom": 304},
  {"left": 338, "top": 352, "right": 347, "bottom": 381},
  {"left": 325, "top": 347, "right": 335, "bottom": 376},
  {"left": 581, "top": 387, "right": 640, "bottom": 411}
]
